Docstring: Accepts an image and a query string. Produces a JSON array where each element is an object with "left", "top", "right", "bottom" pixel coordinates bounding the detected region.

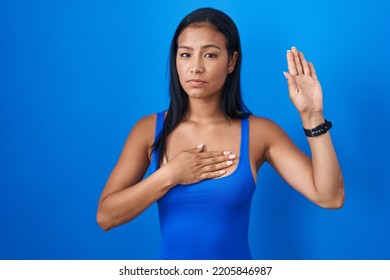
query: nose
[
  {"left": 191, "top": 68, "right": 202, "bottom": 74},
  {"left": 190, "top": 56, "right": 204, "bottom": 74}
]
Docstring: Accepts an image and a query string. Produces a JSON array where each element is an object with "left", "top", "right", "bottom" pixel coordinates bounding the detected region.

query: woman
[{"left": 96, "top": 7, "right": 344, "bottom": 259}]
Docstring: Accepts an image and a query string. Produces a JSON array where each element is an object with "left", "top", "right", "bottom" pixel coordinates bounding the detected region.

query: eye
[
  {"left": 179, "top": 53, "right": 191, "bottom": 58},
  {"left": 205, "top": 53, "right": 217, "bottom": 58}
]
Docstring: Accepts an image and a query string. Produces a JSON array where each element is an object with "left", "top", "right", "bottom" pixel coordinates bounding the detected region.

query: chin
[{"left": 184, "top": 88, "right": 221, "bottom": 100}]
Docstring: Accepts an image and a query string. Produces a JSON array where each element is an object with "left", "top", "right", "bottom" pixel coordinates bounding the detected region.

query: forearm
[
  {"left": 302, "top": 113, "right": 345, "bottom": 208},
  {"left": 97, "top": 167, "right": 175, "bottom": 231}
]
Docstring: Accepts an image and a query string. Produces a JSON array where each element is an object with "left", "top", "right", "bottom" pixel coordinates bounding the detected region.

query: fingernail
[
  {"left": 283, "top": 71, "right": 288, "bottom": 79},
  {"left": 228, "top": 154, "right": 236, "bottom": 159},
  {"left": 223, "top": 151, "right": 231, "bottom": 155},
  {"left": 219, "top": 170, "right": 226, "bottom": 175},
  {"left": 287, "top": 50, "right": 291, "bottom": 53},
  {"left": 291, "top": 46, "right": 296, "bottom": 49},
  {"left": 197, "top": 144, "right": 204, "bottom": 148},
  {"left": 226, "top": 160, "right": 233, "bottom": 166}
]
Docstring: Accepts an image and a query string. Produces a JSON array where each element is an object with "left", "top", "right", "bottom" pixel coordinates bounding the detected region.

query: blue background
[{"left": 1, "top": 0, "right": 389, "bottom": 259}]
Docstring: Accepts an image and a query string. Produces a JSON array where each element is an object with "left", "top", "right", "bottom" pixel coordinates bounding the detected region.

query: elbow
[
  {"left": 96, "top": 210, "right": 113, "bottom": 232},
  {"left": 333, "top": 191, "right": 346, "bottom": 209},
  {"left": 318, "top": 182, "right": 345, "bottom": 209},
  {"left": 317, "top": 179, "right": 345, "bottom": 210},
  {"left": 319, "top": 196, "right": 344, "bottom": 209}
]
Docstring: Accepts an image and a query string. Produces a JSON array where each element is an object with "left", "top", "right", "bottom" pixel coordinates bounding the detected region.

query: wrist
[
  {"left": 157, "top": 164, "right": 177, "bottom": 190},
  {"left": 303, "top": 119, "right": 332, "bottom": 137},
  {"left": 300, "top": 112, "right": 324, "bottom": 129}
]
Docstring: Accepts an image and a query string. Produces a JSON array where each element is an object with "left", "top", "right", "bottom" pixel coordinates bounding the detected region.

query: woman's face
[{"left": 176, "top": 23, "right": 237, "bottom": 100}]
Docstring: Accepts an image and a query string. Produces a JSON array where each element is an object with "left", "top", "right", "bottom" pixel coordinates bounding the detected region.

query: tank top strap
[{"left": 239, "top": 117, "right": 250, "bottom": 162}]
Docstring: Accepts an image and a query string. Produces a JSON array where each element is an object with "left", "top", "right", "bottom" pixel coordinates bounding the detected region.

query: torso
[{"left": 152, "top": 112, "right": 257, "bottom": 259}]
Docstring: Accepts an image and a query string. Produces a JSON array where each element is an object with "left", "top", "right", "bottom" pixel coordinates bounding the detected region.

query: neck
[{"left": 183, "top": 96, "right": 226, "bottom": 124}]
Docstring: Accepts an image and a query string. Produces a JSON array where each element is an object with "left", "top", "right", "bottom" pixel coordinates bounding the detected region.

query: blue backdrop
[{"left": 1, "top": 0, "right": 389, "bottom": 259}]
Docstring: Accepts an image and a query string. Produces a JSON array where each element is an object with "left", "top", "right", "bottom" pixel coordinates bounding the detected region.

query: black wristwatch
[{"left": 303, "top": 120, "right": 332, "bottom": 137}]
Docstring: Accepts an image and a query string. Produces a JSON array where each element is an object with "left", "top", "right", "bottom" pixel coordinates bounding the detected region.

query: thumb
[
  {"left": 195, "top": 143, "right": 205, "bottom": 152},
  {"left": 186, "top": 144, "right": 204, "bottom": 154},
  {"left": 283, "top": 71, "right": 298, "bottom": 97}
]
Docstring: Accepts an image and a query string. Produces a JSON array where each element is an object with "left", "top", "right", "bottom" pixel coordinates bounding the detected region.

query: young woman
[{"left": 96, "top": 7, "right": 344, "bottom": 260}]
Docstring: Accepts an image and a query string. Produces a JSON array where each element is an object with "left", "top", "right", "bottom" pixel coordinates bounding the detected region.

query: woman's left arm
[{"left": 266, "top": 47, "right": 344, "bottom": 209}]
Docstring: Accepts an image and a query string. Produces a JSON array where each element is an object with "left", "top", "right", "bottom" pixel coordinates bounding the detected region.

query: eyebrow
[{"left": 178, "top": 44, "right": 222, "bottom": 50}]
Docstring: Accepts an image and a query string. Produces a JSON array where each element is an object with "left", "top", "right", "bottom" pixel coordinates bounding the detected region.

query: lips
[{"left": 187, "top": 79, "right": 206, "bottom": 86}]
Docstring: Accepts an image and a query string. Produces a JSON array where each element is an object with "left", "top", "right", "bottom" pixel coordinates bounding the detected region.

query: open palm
[{"left": 284, "top": 47, "right": 323, "bottom": 115}]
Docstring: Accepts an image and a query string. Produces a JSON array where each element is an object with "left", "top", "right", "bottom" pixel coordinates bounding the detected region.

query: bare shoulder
[
  {"left": 121, "top": 113, "right": 158, "bottom": 160},
  {"left": 249, "top": 115, "right": 286, "bottom": 139},
  {"left": 248, "top": 115, "right": 291, "bottom": 165},
  {"left": 249, "top": 115, "right": 276, "bottom": 127},
  {"left": 132, "top": 113, "right": 156, "bottom": 134},
  {"left": 129, "top": 113, "right": 156, "bottom": 140}
]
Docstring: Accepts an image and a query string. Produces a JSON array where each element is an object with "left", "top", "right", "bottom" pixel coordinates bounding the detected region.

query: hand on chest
[{"left": 166, "top": 120, "right": 242, "bottom": 176}]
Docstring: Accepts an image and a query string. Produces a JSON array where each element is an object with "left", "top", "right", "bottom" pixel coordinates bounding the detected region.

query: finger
[
  {"left": 185, "top": 144, "right": 205, "bottom": 155},
  {"left": 195, "top": 144, "right": 204, "bottom": 151},
  {"left": 202, "top": 153, "right": 236, "bottom": 165},
  {"left": 308, "top": 62, "right": 318, "bottom": 80},
  {"left": 284, "top": 72, "right": 299, "bottom": 98},
  {"left": 199, "top": 150, "right": 228, "bottom": 159},
  {"left": 298, "top": 51, "right": 310, "bottom": 76},
  {"left": 291, "top": 47, "right": 303, "bottom": 75},
  {"left": 186, "top": 144, "right": 205, "bottom": 154},
  {"left": 199, "top": 169, "right": 227, "bottom": 180},
  {"left": 286, "top": 50, "right": 297, "bottom": 76},
  {"left": 202, "top": 160, "right": 234, "bottom": 173}
]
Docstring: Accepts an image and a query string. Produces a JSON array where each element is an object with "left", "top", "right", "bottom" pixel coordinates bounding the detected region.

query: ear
[{"left": 227, "top": 51, "right": 238, "bottom": 74}]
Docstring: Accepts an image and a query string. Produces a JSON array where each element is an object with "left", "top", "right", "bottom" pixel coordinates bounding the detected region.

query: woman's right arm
[{"left": 96, "top": 114, "right": 235, "bottom": 231}]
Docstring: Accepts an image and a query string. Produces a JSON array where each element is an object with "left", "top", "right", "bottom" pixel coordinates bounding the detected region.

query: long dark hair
[{"left": 152, "top": 7, "right": 251, "bottom": 167}]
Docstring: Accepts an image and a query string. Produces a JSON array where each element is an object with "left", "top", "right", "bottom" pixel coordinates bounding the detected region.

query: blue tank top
[{"left": 151, "top": 112, "right": 256, "bottom": 260}]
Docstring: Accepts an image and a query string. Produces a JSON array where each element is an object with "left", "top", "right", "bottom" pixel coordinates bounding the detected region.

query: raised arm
[
  {"left": 96, "top": 114, "right": 237, "bottom": 231},
  {"left": 263, "top": 47, "right": 344, "bottom": 208}
]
